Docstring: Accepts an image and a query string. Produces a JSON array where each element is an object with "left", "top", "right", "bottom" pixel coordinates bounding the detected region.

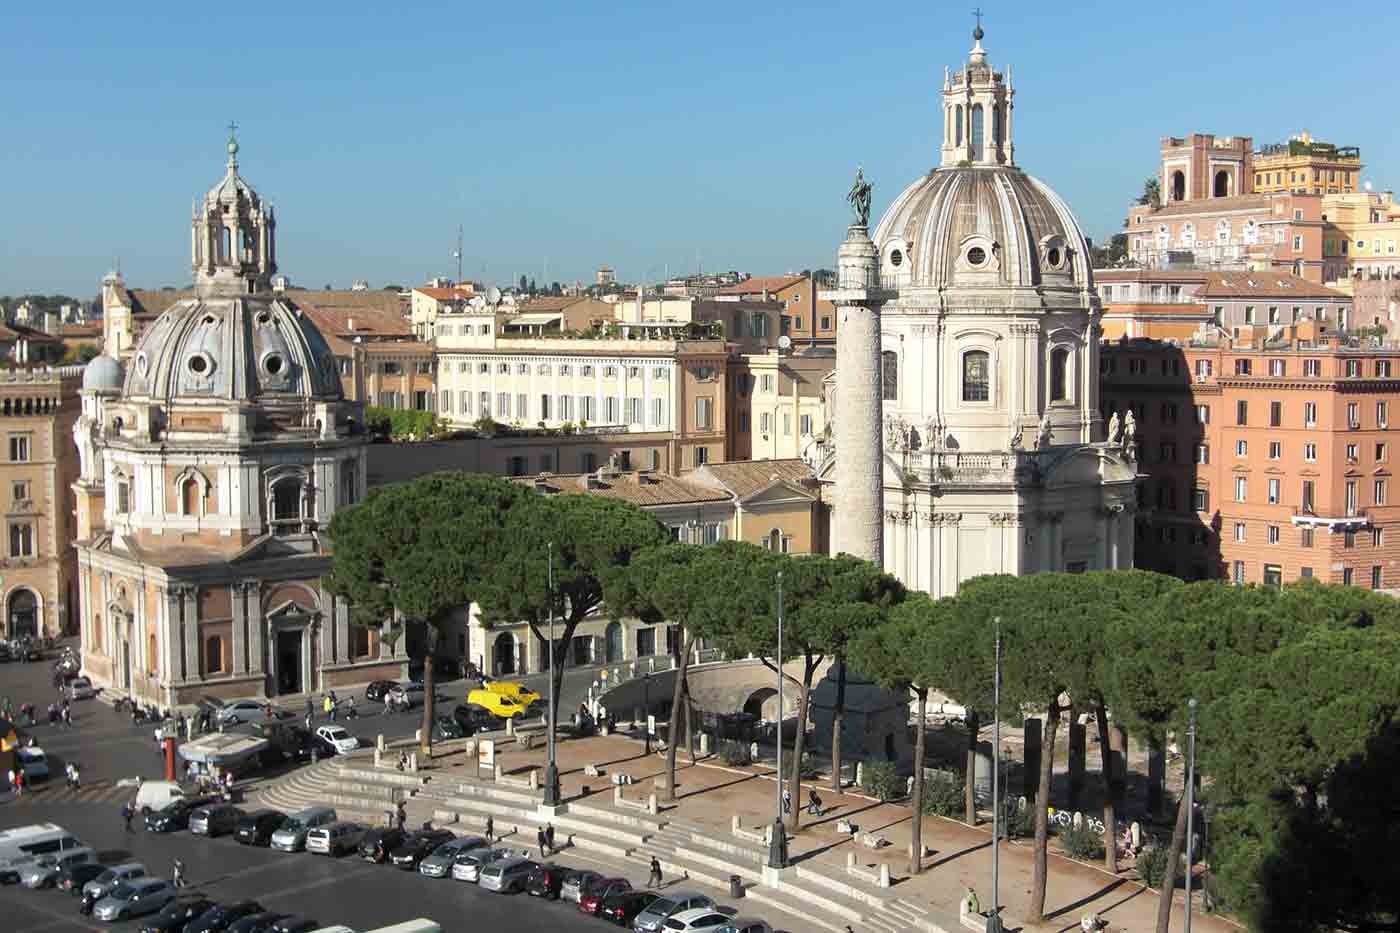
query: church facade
[
  {"left": 817, "top": 28, "right": 1138, "bottom": 595},
  {"left": 73, "top": 133, "right": 403, "bottom": 706}
]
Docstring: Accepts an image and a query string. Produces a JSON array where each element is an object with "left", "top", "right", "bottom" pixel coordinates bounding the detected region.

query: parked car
[
  {"left": 449, "top": 846, "right": 515, "bottom": 883},
  {"left": 364, "top": 681, "right": 396, "bottom": 703},
  {"left": 633, "top": 892, "right": 718, "bottom": 933},
  {"left": 560, "top": 869, "right": 603, "bottom": 903},
  {"left": 134, "top": 780, "right": 190, "bottom": 814},
  {"left": 19, "top": 847, "right": 97, "bottom": 888},
  {"left": 306, "top": 821, "right": 366, "bottom": 857},
  {"left": 58, "top": 861, "right": 108, "bottom": 895},
  {"left": 190, "top": 804, "right": 245, "bottom": 837},
  {"left": 478, "top": 855, "right": 538, "bottom": 893},
  {"left": 227, "top": 913, "right": 287, "bottom": 933},
  {"left": 579, "top": 877, "right": 632, "bottom": 915},
  {"left": 715, "top": 919, "right": 772, "bottom": 933},
  {"left": 662, "top": 908, "right": 732, "bottom": 931},
  {"left": 386, "top": 682, "right": 426, "bottom": 709},
  {"left": 357, "top": 827, "right": 406, "bottom": 863},
  {"left": 93, "top": 878, "right": 177, "bottom": 922},
  {"left": 313, "top": 725, "right": 359, "bottom": 755},
  {"left": 217, "top": 700, "right": 293, "bottom": 727},
  {"left": 266, "top": 916, "right": 319, "bottom": 933},
  {"left": 186, "top": 900, "right": 267, "bottom": 933},
  {"left": 483, "top": 680, "right": 543, "bottom": 708},
  {"left": 17, "top": 746, "right": 49, "bottom": 781},
  {"left": 388, "top": 829, "right": 456, "bottom": 870},
  {"left": 67, "top": 676, "right": 97, "bottom": 700},
  {"left": 465, "top": 689, "right": 532, "bottom": 720},
  {"left": 525, "top": 863, "right": 570, "bottom": 900},
  {"left": 138, "top": 895, "right": 217, "bottom": 932},
  {"left": 270, "top": 807, "right": 337, "bottom": 852},
  {"left": 145, "top": 796, "right": 215, "bottom": 832},
  {"left": 82, "top": 863, "right": 147, "bottom": 900},
  {"left": 599, "top": 891, "right": 660, "bottom": 926},
  {"left": 235, "top": 810, "right": 286, "bottom": 846},
  {"left": 430, "top": 716, "right": 464, "bottom": 741},
  {"left": 451, "top": 703, "right": 505, "bottom": 735},
  {"left": 417, "top": 835, "right": 487, "bottom": 878}
]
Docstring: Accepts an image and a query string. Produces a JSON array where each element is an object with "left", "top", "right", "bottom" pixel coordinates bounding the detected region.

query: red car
[{"left": 578, "top": 877, "right": 632, "bottom": 915}]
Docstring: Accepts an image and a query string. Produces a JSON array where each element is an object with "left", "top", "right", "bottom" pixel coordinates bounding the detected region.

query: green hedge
[{"left": 366, "top": 406, "right": 440, "bottom": 440}]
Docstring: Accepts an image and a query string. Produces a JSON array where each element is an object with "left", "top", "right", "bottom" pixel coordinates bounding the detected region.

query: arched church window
[
  {"left": 1050, "top": 348, "right": 1071, "bottom": 402},
  {"left": 955, "top": 105, "right": 963, "bottom": 146},
  {"left": 881, "top": 351, "right": 898, "bottom": 401},
  {"left": 221, "top": 227, "right": 231, "bottom": 262},
  {"left": 205, "top": 635, "right": 225, "bottom": 675},
  {"left": 962, "top": 350, "right": 990, "bottom": 402},
  {"left": 970, "top": 105, "right": 984, "bottom": 151},
  {"left": 992, "top": 104, "right": 1003, "bottom": 144},
  {"left": 341, "top": 460, "right": 358, "bottom": 507},
  {"left": 1170, "top": 171, "right": 1186, "bottom": 203},
  {"left": 271, "top": 477, "right": 303, "bottom": 536},
  {"left": 1214, "top": 170, "right": 1231, "bottom": 198},
  {"left": 181, "top": 477, "right": 200, "bottom": 516}
]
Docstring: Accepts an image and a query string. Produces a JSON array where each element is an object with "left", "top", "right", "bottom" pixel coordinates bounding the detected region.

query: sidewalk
[{"left": 409, "top": 729, "right": 1235, "bottom": 933}]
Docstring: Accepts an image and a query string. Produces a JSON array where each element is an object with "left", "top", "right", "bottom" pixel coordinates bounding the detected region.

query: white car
[
  {"left": 662, "top": 908, "right": 732, "bottom": 931},
  {"left": 68, "top": 677, "right": 97, "bottom": 700},
  {"left": 17, "top": 747, "right": 49, "bottom": 782},
  {"left": 218, "top": 699, "right": 287, "bottom": 725},
  {"left": 315, "top": 725, "right": 359, "bottom": 755}
]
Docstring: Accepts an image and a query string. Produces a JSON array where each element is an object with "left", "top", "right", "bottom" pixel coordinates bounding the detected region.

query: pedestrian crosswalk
[{"left": 4, "top": 781, "right": 132, "bottom": 806}]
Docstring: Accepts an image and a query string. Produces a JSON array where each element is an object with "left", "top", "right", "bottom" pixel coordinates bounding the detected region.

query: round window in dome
[
  {"left": 967, "top": 246, "right": 988, "bottom": 267},
  {"left": 889, "top": 249, "right": 904, "bottom": 268},
  {"left": 187, "top": 352, "right": 215, "bottom": 377},
  {"left": 1046, "top": 247, "right": 1062, "bottom": 267},
  {"left": 202, "top": 315, "right": 217, "bottom": 326},
  {"left": 263, "top": 353, "right": 285, "bottom": 376},
  {"left": 255, "top": 311, "right": 273, "bottom": 327}
]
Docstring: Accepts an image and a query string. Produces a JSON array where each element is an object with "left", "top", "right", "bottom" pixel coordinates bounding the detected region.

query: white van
[
  {"left": 364, "top": 922, "right": 443, "bottom": 933},
  {"left": 133, "top": 780, "right": 187, "bottom": 814},
  {"left": 0, "top": 824, "right": 83, "bottom": 882}
]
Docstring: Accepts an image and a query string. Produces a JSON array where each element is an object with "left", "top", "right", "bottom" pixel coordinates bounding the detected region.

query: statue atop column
[{"left": 848, "top": 166, "right": 872, "bottom": 228}]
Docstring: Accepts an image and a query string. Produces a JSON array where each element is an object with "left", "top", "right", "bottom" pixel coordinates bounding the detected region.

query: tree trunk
[
  {"left": 1155, "top": 787, "right": 1190, "bottom": 933},
  {"left": 785, "top": 659, "right": 814, "bottom": 833},
  {"left": 1094, "top": 697, "right": 1118, "bottom": 874},
  {"left": 1030, "top": 702, "right": 1061, "bottom": 922},
  {"left": 830, "top": 656, "right": 846, "bottom": 792},
  {"left": 964, "top": 709, "right": 980, "bottom": 825},
  {"left": 910, "top": 688, "right": 927, "bottom": 876},
  {"left": 419, "top": 653, "right": 435, "bottom": 758},
  {"left": 662, "top": 631, "right": 695, "bottom": 802}
]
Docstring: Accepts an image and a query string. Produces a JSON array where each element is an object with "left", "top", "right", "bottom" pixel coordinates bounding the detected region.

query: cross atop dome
[
  {"left": 970, "top": 8, "right": 987, "bottom": 62},
  {"left": 226, "top": 120, "right": 240, "bottom": 169}
]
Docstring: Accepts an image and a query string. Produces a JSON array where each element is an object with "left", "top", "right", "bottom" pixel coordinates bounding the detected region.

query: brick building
[{"left": 1102, "top": 331, "right": 1400, "bottom": 586}]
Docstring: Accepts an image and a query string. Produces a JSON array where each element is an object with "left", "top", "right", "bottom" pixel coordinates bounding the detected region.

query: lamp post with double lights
[
  {"left": 766, "top": 570, "right": 789, "bottom": 870},
  {"left": 541, "top": 543, "right": 562, "bottom": 807},
  {"left": 987, "top": 616, "right": 1003, "bottom": 933},
  {"left": 1184, "top": 697, "right": 1199, "bottom": 933}
]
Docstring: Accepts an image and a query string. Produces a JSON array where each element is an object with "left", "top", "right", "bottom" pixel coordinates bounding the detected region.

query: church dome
[
  {"left": 873, "top": 166, "right": 1094, "bottom": 291},
  {"left": 82, "top": 354, "right": 125, "bottom": 392},
  {"left": 122, "top": 296, "right": 343, "bottom": 403}
]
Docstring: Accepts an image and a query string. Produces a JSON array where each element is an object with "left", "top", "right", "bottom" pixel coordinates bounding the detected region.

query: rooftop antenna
[{"left": 454, "top": 225, "right": 463, "bottom": 285}]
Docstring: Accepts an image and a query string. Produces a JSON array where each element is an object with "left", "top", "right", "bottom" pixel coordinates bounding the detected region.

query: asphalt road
[{"left": 0, "top": 798, "right": 621, "bottom": 933}]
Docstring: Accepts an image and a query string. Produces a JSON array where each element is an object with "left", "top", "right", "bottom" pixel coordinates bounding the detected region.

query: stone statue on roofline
[
  {"left": 848, "top": 166, "right": 872, "bottom": 227},
  {"left": 1106, "top": 411, "right": 1121, "bottom": 445}
]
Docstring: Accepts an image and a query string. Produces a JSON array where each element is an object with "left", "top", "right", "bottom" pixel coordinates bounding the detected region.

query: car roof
[
  {"left": 670, "top": 907, "right": 725, "bottom": 920},
  {"left": 129, "top": 877, "right": 168, "bottom": 890}
]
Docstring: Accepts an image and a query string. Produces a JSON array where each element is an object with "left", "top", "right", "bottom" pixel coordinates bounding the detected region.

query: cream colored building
[
  {"left": 409, "top": 285, "right": 475, "bottom": 340},
  {"left": 730, "top": 348, "right": 833, "bottom": 462},
  {"left": 1322, "top": 190, "right": 1400, "bottom": 283}
]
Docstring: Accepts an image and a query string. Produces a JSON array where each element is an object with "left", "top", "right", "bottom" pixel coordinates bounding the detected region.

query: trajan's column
[{"left": 822, "top": 169, "right": 892, "bottom": 563}]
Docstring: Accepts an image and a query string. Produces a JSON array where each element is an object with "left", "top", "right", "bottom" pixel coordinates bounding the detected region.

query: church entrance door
[{"left": 276, "top": 629, "right": 303, "bottom": 695}]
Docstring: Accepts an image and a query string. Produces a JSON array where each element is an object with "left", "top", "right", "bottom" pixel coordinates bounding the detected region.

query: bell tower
[
  {"left": 192, "top": 124, "right": 277, "bottom": 298},
  {"left": 939, "top": 21, "right": 1015, "bottom": 168}
]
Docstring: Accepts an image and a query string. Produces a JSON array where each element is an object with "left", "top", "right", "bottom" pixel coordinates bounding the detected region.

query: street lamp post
[
  {"left": 1184, "top": 697, "right": 1198, "bottom": 933},
  {"left": 542, "top": 543, "right": 561, "bottom": 807},
  {"left": 987, "top": 616, "right": 1003, "bottom": 933},
  {"left": 767, "top": 570, "right": 788, "bottom": 870}
]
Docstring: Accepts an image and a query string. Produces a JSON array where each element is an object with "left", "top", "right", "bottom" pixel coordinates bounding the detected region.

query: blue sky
[{"left": 2, "top": 1, "right": 1396, "bottom": 296}]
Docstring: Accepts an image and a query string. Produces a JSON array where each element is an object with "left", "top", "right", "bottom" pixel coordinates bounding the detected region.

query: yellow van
[
  {"left": 466, "top": 689, "right": 533, "bottom": 720},
  {"left": 484, "top": 681, "right": 542, "bottom": 707}
]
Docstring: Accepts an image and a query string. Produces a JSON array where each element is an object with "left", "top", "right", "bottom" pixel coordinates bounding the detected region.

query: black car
[
  {"left": 267, "top": 917, "right": 319, "bottom": 933},
  {"left": 525, "top": 863, "right": 568, "bottom": 899},
  {"left": 57, "top": 862, "right": 108, "bottom": 895},
  {"left": 138, "top": 896, "right": 218, "bottom": 933},
  {"left": 599, "top": 891, "right": 661, "bottom": 926},
  {"left": 452, "top": 703, "right": 505, "bottom": 735},
  {"left": 145, "top": 795, "right": 216, "bottom": 832},
  {"left": 388, "top": 829, "right": 456, "bottom": 869},
  {"left": 364, "top": 680, "right": 396, "bottom": 703},
  {"left": 227, "top": 912, "right": 287, "bottom": 933},
  {"left": 235, "top": 809, "right": 286, "bottom": 846},
  {"left": 431, "top": 716, "right": 465, "bottom": 741},
  {"left": 358, "top": 827, "right": 405, "bottom": 863},
  {"left": 185, "top": 900, "right": 266, "bottom": 933}
]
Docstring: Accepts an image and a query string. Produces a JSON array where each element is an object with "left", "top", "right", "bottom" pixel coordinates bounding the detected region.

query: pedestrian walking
[
  {"left": 395, "top": 800, "right": 406, "bottom": 831},
  {"left": 72, "top": 764, "right": 81, "bottom": 789},
  {"left": 323, "top": 694, "right": 334, "bottom": 721},
  {"left": 484, "top": 814, "right": 494, "bottom": 841},
  {"left": 545, "top": 823, "right": 555, "bottom": 854},
  {"left": 6, "top": 768, "right": 14, "bottom": 795},
  {"left": 782, "top": 788, "right": 791, "bottom": 815},
  {"left": 172, "top": 859, "right": 187, "bottom": 889},
  {"left": 537, "top": 827, "right": 548, "bottom": 857},
  {"left": 328, "top": 691, "right": 339, "bottom": 722},
  {"left": 122, "top": 801, "right": 134, "bottom": 832},
  {"left": 305, "top": 696, "right": 314, "bottom": 721},
  {"left": 13, "top": 766, "right": 23, "bottom": 798},
  {"left": 63, "top": 704, "right": 73, "bottom": 729},
  {"left": 647, "top": 856, "right": 663, "bottom": 888},
  {"left": 807, "top": 788, "right": 823, "bottom": 816}
]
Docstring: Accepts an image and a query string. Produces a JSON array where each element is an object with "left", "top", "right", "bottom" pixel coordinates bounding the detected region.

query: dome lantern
[
  {"left": 940, "top": 25, "right": 1014, "bottom": 168},
  {"left": 192, "top": 123, "right": 277, "bottom": 298}
]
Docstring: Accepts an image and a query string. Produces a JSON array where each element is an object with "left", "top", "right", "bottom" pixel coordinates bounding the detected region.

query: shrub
[
  {"left": 365, "top": 406, "right": 439, "bottom": 440},
  {"left": 1057, "top": 821, "right": 1106, "bottom": 862},
  {"left": 920, "top": 771, "right": 966, "bottom": 818},
  {"left": 1136, "top": 844, "right": 1178, "bottom": 888},
  {"left": 719, "top": 739, "right": 751, "bottom": 767},
  {"left": 1003, "top": 804, "right": 1036, "bottom": 840},
  {"left": 861, "top": 760, "right": 904, "bottom": 801}
]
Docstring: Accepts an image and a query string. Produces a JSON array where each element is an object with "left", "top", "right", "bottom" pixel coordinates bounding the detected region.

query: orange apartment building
[
  {"left": 1102, "top": 331, "right": 1400, "bottom": 587},
  {"left": 714, "top": 274, "right": 837, "bottom": 345}
]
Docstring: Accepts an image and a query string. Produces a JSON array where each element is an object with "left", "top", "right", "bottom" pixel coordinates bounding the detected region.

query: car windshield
[
  {"left": 108, "top": 882, "right": 138, "bottom": 899},
  {"left": 325, "top": 728, "right": 348, "bottom": 740},
  {"left": 432, "top": 842, "right": 460, "bottom": 856},
  {"left": 280, "top": 818, "right": 304, "bottom": 831},
  {"left": 650, "top": 898, "right": 678, "bottom": 915}
]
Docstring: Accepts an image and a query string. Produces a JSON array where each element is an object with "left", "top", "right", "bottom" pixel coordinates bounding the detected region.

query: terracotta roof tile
[
  {"left": 694, "top": 458, "right": 815, "bottom": 499},
  {"left": 415, "top": 287, "right": 476, "bottom": 301},
  {"left": 714, "top": 275, "right": 806, "bottom": 296},
  {"left": 1197, "top": 271, "right": 1347, "bottom": 299},
  {"left": 519, "top": 470, "right": 732, "bottom": 508}
]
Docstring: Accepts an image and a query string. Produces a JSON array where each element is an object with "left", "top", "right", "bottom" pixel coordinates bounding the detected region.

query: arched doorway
[
  {"left": 493, "top": 632, "right": 516, "bottom": 676},
  {"left": 743, "top": 687, "right": 778, "bottom": 721},
  {"left": 604, "top": 622, "right": 623, "bottom": 664},
  {"left": 6, "top": 588, "right": 39, "bottom": 640},
  {"left": 1214, "top": 170, "right": 1231, "bottom": 198},
  {"left": 1170, "top": 170, "right": 1185, "bottom": 203}
]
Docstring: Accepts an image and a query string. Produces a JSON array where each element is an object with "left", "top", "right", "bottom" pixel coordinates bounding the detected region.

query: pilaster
[
  {"left": 240, "top": 580, "right": 263, "bottom": 681},
  {"left": 178, "top": 585, "right": 198, "bottom": 682},
  {"left": 231, "top": 583, "right": 247, "bottom": 675}
]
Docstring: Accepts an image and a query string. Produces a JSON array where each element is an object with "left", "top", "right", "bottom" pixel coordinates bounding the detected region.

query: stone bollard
[
  {"left": 506, "top": 717, "right": 515, "bottom": 737},
  {"left": 646, "top": 794, "right": 657, "bottom": 815},
  {"left": 731, "top": 814, "right": 742, "bottom": 835},
  {"left": 376, "top": 734, "right": 386, "bottom": 752},
  {"left": 698, "top": 733, "right": 711, "bottom": 757},
  {"left": 856, "top": 761, "right": 865, "bottom": 788},
  {"left": 749, "top": 741, "right": 759, "bottom": 761},
  {"left": 528, "top": 770, "right": 539, "bottom": 791},
  {"left": 846, "top": 851, "right": 856, "bottom": 870},
  {"left": 877, "top": 864, "right": 891, "bottom": 888},
  {"left": 646, "top": 715, "right": 656, "bottom": 739},
  {"left": 407, "top": 752, "right": 418, "bottom": 773},
  {"left": 464, "top": 739, "right": 477, "bottom": 757},
  {"left": 374, "top": 748, "right": 382, "bottom": 768}
]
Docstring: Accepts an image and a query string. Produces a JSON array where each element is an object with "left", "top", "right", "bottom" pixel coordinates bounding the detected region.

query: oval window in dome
[
  {"left": 202, "top": 315, "right": 217, "bottom": 326},
  {"left": 967, "top": 246, "right": 988, "bottom": 267},
  {"left": 135, "top": 353, "right": 149, "bottom": 377},
  {"left": 255, "top": 311, "right": 273, "bottom": 326},
  {"left": 1046, "top": 247, "right": 1062, "bottom": 267},
  {"left": 889, "top": 249, "right": 904, "bottom": 268}
]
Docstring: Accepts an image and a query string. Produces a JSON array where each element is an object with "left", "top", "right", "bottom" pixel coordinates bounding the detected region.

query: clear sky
[{"left": 3, "top": 1, "right": 1396, "bottom": 297}]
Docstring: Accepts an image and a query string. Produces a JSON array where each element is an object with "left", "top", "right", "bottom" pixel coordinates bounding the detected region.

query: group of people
[
  {"left": 781, "top": 787, "right": 824, "bottom": 816},
  {"left": 305, "top": 691, "right": 355, "bottom": 728},
  {"left": 535, "top": 823, "right": 557, "bottom": 857}
]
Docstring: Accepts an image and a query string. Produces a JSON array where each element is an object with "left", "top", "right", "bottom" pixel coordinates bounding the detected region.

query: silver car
[
  {"left": 92, "top": 878, "right": 176, "bottom": 922},
  {"left": 717, "top": 919, "right": 773, "bottom": 933},
  {"left": 270, "top": 806, "right": 337, "bottom": 852},
  {"left": 633, "top": 891, "right": 717, "bottom": 933},
  {"left": 68, "top": 677, "right": 97, "bottom": 700},
  {"left": 417, "top": 836, "right": 487, "bottom": 878},
  {"left": 560, "top": 869, "right": 602, "bottom": 903},
  {"left": 449, "top": 846, "right": 515, "bottom": 883},
  {"left": 82, "top": 863, "right": 146, "bottom": 900},
  {"left": 477, "top": 856, "right": 537, "bottom": 893},
  {"left": 19, "top": 847, "right": 96, "bottom": 889}
]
